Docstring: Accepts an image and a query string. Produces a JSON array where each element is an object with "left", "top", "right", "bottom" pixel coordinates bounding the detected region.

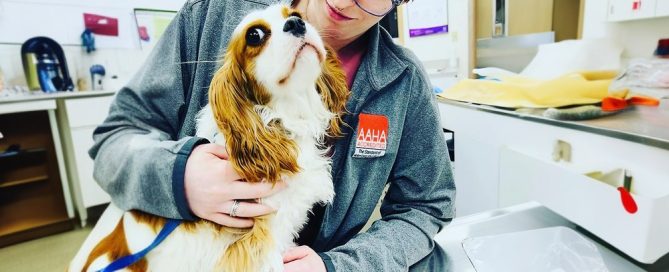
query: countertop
[
  {"left": 0, "top": 90, "right": 116, "bottom": 104},
  {"left": 437, "top": 97, "right": 669, "bottom": 151}
]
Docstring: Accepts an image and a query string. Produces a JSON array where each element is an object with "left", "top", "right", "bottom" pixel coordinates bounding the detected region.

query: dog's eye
[{"left": 246, "top": 27, "right": 266, "bottom": 46}]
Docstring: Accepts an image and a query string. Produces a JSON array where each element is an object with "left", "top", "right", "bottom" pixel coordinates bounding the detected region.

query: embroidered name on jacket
[{"left": 353, "top": 113, "right": 388, "bottom": 158}]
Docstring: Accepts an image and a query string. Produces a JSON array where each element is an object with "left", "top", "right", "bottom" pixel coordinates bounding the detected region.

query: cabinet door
[
  {"left": 507, "top": 0, "right": 554, "bottom": 36},
  {"left": 64, "top": 96, "right": 115, "bottom": 128},
  {"left": 608, "top": 0, "right": 657, "bottom": 21},
  {"left": 70, "top": 127, "right": 110, "bottom": 207},
  {"left": 657, "top": 0, "right": 669, "bottom": 17}
]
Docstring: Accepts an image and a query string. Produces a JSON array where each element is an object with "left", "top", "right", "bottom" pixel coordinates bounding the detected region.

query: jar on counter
[{"left": 655, "top": 38, "right": 669, "bottom": 59}]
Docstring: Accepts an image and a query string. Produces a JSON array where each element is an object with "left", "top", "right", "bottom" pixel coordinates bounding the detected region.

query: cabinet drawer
[
  {"left": 64, "top": 96, "right": 114, "bottom": 128},
  {"left": 500, "top": 147, "right": 669, "bottom": 264}
]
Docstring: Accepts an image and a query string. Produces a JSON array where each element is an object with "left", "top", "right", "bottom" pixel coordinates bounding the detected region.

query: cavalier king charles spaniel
[{"left": 72, "top": 3, "right": 348, "bottom": 272}]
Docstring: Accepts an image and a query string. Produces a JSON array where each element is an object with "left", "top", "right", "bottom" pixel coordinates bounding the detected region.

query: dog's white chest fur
[
  {"left": 82, "top": 102, "right": 335, "bottom": 272},
  {"left": 129, "top": 101, "right": 335, "bottom": 271}
]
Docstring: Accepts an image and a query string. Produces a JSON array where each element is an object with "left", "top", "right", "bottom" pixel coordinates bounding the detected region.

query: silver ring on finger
[{"left": 229, "top": 200, "right": 241, "bottom": 217}]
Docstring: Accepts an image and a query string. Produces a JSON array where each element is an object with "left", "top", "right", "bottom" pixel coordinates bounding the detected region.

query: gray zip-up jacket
[{"left": 89, "top": 0, "right": 455, "bottom": 270}]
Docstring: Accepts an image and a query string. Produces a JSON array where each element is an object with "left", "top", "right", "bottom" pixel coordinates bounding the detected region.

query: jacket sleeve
[
  {"left": 320, "top": 67, "right": 456, "bottom": 271},
  {"left": 88, "top": 2, "right": 207, "bottom": 220}
]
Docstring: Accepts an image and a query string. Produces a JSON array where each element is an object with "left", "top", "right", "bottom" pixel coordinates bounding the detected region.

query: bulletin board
[{"left": 133, "top": 9, "right": 178, "bottom": 50}]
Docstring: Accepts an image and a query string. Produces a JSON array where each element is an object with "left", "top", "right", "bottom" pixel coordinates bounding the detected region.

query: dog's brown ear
[
  {"left": 316, "top": 46, "right": 350, "bottom": 138},
  {"left": 208, "top": 39, "right": 300, "bottom": 183}
]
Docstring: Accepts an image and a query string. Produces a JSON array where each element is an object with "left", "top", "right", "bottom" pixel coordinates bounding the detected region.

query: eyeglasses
[{"left": 354, "top": 0, "right": 403, "bottom": 17}]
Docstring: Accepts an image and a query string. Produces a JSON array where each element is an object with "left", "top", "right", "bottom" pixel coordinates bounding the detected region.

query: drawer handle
[
  {"left": 618, "top": 170, "right": 638, "bottom": 214},
  {"left": 552, "top": 140, "right": 571, "bottom": 162}
]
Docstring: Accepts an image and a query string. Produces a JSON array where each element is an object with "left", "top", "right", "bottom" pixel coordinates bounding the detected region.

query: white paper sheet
[{"left": 406, "top": 0, "right": 448, "bottom": 37}]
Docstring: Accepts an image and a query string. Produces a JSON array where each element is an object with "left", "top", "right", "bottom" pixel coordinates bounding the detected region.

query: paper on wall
[
  {"left": 406, "top": 0, "right": 448, "bottom": 37},
  {"left": 134, "top": 9, "right": 178, "bottom": 50}
]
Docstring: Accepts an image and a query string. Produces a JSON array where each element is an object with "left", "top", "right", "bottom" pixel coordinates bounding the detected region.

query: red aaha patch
[{"left": 353, "top": 113, "right": 388, "bottom": 158}]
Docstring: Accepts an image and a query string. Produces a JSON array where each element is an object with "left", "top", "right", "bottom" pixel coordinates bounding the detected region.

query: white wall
[
  {"left": 398, "top": 0, "right": 472, "bottom": 85},
  {"left": 0, "top": 0, "right": 469, "bottom": 92},
  {"left": 0, "top": 45, "right": 150, "bottom": 93},
  {"left": 582, "top": 0, "right": 669, "bottom": 59},
  {"left": 0, "top": 0, "right": 187, "bottom": 92},
  {"left": 0, "top": 0, "right": 186, "bottom": 45}
]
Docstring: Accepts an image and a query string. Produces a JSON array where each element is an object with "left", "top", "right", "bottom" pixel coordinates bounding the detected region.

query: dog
[{"left": 71, "top": 4, "right": 348, "bottom": 272}]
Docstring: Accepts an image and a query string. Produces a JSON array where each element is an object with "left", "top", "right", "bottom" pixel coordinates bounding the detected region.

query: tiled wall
[
  {"left": 0, "top": 0, "right": 187, "bottom": 93},
  {"left": 0, "top": 43, "right": 151, "bottom": 92}
]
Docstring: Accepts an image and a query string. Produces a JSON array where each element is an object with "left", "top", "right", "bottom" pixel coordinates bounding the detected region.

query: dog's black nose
[{"left": 283, "top": 17, "right": 306, "bottom": 37}]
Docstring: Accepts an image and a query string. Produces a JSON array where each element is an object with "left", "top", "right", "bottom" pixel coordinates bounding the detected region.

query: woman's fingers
[
  {"left": 282, "top": 246, "right": 310, "bottom": 263},
  {"left": 220, "top": 200, "right": 276, "bottom": 218},
  {"left": 201, "top": 143, "right": 229, "bottom": 160},
  {"left": 229, "top": 180, "right": 287, "bottom": 199},
  {"left": 207, "top": 213, "right": 254, "bottom": 228}
]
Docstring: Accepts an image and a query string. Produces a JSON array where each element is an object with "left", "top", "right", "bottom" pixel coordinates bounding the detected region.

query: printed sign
[{"left": 407, "top": 0, "right": 449, "bottom": 37}]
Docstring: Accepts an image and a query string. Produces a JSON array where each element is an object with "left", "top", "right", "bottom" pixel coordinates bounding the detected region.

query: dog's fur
[{"left": 71, "top": 4, "right": 348, "bottom": 272}]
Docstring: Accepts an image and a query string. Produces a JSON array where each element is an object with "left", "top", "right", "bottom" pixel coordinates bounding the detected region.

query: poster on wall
[
  {"left": 407, "top": 0, "right": 448, "bottom": 37},
  {"left": 133, "top": 9, "right": 178, "bottom": 50},
  {"left": 84, "top": 13, "right": 119, "bottom": 36}
]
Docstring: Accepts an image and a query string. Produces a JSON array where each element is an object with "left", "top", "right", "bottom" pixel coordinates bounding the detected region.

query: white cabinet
[
  {"left": 657, "top": 0, "right": 669, "bottom": 17},
  {"left": 608, "top": 0, "right": 662, "bottom": 21},
  {"left": 438, "top": 100, "right": 669, "bottom": 216},
  {"left": 70, "top": 127, "right": 109, "bottom": 208},
  {"left": 57, "top": 94, "right": 115, "bottom": 226}
]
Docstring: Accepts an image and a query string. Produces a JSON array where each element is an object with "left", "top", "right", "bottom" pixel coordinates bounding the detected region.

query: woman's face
[{"left": 299, "top": 0, "right": 386, "bottom": 49}]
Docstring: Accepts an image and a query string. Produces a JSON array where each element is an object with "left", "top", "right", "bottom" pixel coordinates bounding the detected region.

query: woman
[{"left": 89, "top": 0, "right": 455, "bottom": 271}]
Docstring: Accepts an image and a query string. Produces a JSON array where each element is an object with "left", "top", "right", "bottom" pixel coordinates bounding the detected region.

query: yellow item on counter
[{"left": 439, "top": 70, "right": 628, "bottom": 108}]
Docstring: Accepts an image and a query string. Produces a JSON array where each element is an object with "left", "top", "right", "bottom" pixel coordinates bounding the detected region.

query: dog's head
[
  {"left": 211, "top": 3, "right": 348, "bottom": 102},
  {"left": 230, "top": 4, "right": 327, "bottom": 93},
  {"left": 208, "top": 4, "right": 348, "bottom": 183}
]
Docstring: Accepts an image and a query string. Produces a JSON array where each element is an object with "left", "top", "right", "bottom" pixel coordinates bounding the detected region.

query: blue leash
[{"left": 97, "top": 219, "right": 181, "bottom": 272}]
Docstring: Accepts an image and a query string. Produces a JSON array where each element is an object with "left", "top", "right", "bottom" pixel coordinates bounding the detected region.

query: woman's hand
[
  {"left": 184, "top": 143, "right": 286, "bottom": 227},
  {"left": 283, "top": 246, "right": 326, "bottom": 272}
]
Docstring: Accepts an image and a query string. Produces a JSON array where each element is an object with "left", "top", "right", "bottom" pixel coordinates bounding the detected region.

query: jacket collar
[{"left": 361, "top": 24, "right": 408, "bottom": 91}]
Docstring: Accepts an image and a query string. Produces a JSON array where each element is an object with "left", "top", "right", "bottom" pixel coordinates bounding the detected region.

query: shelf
[
  {"left": 0, "top": 175, "right": 48, "bottom": 189},
  {"left": 0, "top": 148, "right": 49, "bottom": 189},
  {"left": 0, "top": 215, "right": 73, "bottom": 248},
  {"left": 0, "top": 213, "right": 70, "bottom": 237},
  {"left": 0, "top": 148, "right": 47, "bottom": 170}
]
